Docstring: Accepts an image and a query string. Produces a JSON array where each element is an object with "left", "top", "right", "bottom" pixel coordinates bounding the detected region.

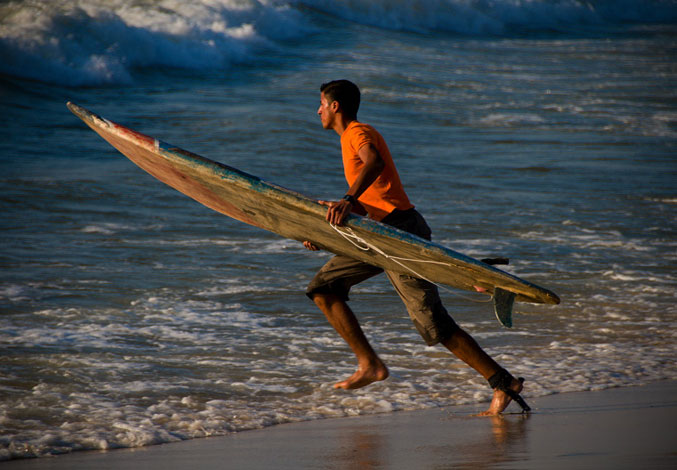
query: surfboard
[{"left": 67, "top": 102, "right": 559, "bottom": 326}]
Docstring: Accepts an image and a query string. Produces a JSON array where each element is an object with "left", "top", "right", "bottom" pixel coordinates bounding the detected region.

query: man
[{"left": 303, "top": 80, "right": 528, "bottom": 415}]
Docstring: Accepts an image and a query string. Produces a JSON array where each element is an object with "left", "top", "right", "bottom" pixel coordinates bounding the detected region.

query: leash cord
[{"left": 329, "top": 224, "right": 493, "bottom": 304}]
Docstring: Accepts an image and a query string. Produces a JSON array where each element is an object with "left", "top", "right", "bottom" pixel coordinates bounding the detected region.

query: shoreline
[{"left": 4, "top": 380, "right": 676, "bottom": 469}]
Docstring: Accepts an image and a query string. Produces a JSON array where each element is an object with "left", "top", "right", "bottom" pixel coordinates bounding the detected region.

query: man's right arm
[{"left": 325, "top": 143, "right": 384, "bottom": 226}]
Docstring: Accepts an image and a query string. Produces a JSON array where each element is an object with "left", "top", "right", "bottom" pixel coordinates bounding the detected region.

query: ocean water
[{"left": 1, "top": 0, "right": 676, "bottom": 461}]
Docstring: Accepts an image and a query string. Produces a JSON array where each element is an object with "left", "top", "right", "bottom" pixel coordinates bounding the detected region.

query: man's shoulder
[
  {"left": 349, "top": 121, "right": 376, "bottom": 132},
  {"left": 344, "top": 121, "right": 380, "bottom": 141}
]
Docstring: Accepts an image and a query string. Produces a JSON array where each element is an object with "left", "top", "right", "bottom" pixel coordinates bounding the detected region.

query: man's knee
[
  {"left": 310, "top": 292, "right": 328, "bottom": 308},
  {"left": 439, "top": 326, "right": 467, "bottom": 349},
  {"left": 310, "top": 292, "right": 341, "bottom": 310}
]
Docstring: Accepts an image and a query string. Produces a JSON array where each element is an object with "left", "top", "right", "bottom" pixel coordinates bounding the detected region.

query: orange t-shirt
[{"left": 341, "top": 122, "right": 414, "bottom": 221}]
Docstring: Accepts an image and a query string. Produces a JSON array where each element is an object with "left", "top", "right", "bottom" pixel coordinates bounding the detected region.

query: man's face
[{"left": 318, "top": 92, "right": 337, "bottom": 130}]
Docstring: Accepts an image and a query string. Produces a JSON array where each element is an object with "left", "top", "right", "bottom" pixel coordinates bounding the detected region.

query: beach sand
[{"left": 5, "top": 380, "right": 675, "bottom": 469}]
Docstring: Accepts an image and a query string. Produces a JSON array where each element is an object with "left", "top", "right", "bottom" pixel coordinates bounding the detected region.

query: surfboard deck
[{"left": 67, "top": 102, "right": 560, "bottom": 314}]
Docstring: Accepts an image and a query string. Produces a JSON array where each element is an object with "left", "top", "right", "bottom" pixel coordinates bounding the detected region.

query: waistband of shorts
[{"left": 380, "top": 208, "right": 419, "bottom": 226}]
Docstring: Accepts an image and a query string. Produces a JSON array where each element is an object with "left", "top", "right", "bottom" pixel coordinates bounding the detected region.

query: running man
[{"left": 303, "top": 80, "right": 529, "bottom": 415}]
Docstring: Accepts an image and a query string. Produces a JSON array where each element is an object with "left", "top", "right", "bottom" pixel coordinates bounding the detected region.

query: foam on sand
[{"left": 2, "top": 381, "right": 674, "bottom": 469}]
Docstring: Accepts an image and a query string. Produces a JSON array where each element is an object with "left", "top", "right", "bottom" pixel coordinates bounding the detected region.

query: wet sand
[{"left": 5, "top": 380, "right": 676, "bottom": 469}]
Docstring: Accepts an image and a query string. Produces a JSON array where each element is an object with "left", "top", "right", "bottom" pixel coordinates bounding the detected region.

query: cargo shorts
[{"left": 306, "top": 209, "right": 459, "bottom": 346}]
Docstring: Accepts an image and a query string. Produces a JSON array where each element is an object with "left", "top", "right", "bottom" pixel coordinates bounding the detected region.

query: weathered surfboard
[{"left": 67, "top": 102, "right": 559, "bottom": 322}]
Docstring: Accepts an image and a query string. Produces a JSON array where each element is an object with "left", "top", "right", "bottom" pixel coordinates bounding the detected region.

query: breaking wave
[{"left": 1, "top": 0, "right": 675, "bottom": 86}]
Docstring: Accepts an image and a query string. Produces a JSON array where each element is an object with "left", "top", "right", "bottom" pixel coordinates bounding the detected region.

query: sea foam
[{"left": 0, "top": 0, "right": 310, "bottom": 86}]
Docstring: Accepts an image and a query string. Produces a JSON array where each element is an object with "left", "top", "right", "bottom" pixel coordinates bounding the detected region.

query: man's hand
[
  {"left": 323, "top": 199, "right": 353, "bottom": 226},
  {"left": 302, "top": 198, "right": 354, "bottom": 251},
  {"left": 303, "top": 240, "right": 319, "bottom": 251}
]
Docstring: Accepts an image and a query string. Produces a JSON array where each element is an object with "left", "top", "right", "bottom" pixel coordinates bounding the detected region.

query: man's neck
[{"left": 333, "top": 116, "right": 357, "bottom": 136}]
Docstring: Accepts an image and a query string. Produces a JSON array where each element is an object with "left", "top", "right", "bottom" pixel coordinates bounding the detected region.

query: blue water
[{"left": 1, "top": 0, "right": 676, "bottom": 461}]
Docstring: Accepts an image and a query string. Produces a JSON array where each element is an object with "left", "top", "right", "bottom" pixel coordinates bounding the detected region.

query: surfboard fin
[{"left": 493, "top": 287, "right": 516, "bottom": 328}]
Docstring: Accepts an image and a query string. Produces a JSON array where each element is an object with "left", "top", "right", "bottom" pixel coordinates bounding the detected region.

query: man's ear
[{"left": 330, "top": 100, "right": 340, "bottom": 113}]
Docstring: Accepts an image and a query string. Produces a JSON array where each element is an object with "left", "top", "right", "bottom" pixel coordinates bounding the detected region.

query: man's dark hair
[{"left": 320, "top": 80, "right": 360, "bottom": 119}]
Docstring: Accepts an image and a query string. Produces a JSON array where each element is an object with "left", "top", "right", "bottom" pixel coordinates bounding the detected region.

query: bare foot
[
  {"left": 478, "top": 376, "right": 524, "bottom": 416},
  {"left": 333, "top": 362, "right": 389, "bottom": 390}
]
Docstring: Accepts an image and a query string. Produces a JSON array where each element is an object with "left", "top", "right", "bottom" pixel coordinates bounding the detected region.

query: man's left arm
[{"left": 325, "top": 143, "right": 385, "bottom": 225}]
